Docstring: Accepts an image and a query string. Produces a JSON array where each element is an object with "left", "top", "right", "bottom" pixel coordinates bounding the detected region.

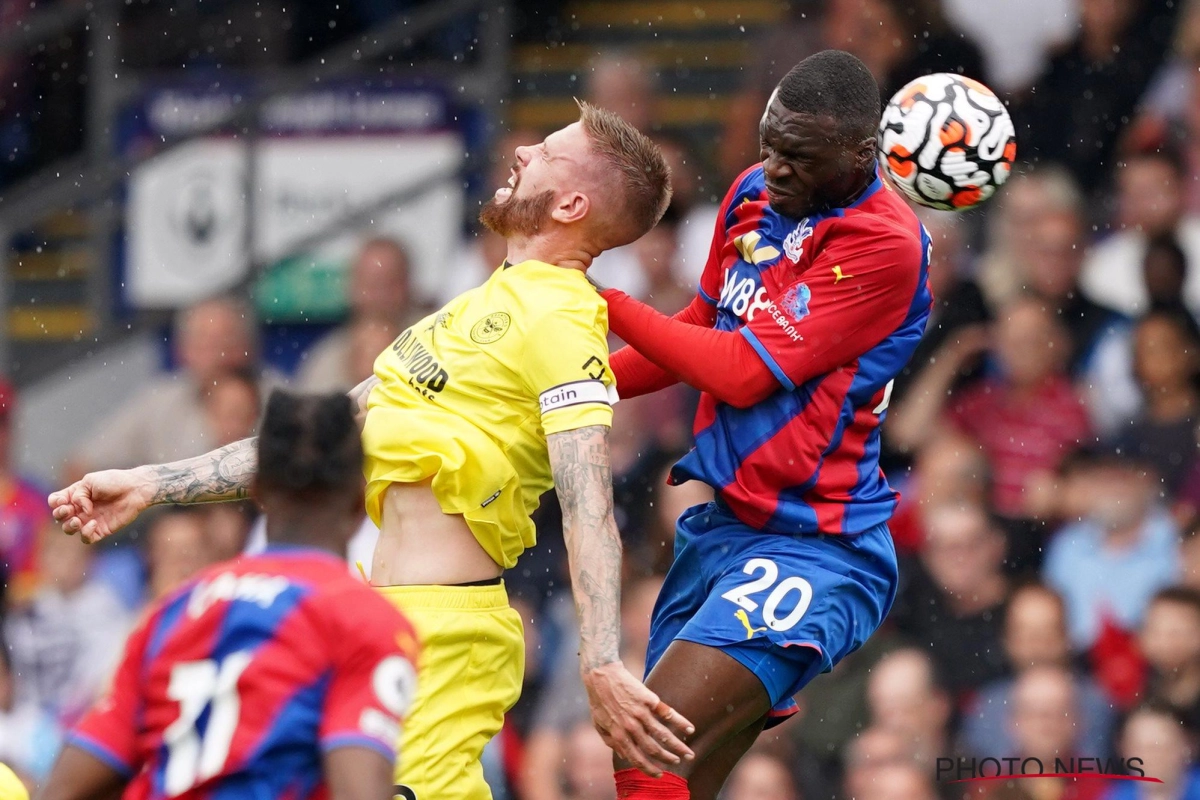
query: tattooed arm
[
  {"left": 48, "top": 377, "right": 381, "bottom": 544},
  {"left": 548, "top": 424, "right": 622, "bottom": 668},
  {"left": 547, "top": 425, "right": 694, "bottom": 777}
]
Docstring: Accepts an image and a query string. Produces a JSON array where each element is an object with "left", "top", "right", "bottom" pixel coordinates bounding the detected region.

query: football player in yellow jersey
[{"left": 47, "top": 102, "right": 695, "bottom": 800}]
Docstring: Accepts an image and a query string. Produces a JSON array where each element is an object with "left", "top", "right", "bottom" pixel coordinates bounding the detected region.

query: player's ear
[
  {"left": 551, "top": 191, "right": 590, "bottom": 225},
  {"left": 854, "top": 137, "right": 877, "bottom": 172}
]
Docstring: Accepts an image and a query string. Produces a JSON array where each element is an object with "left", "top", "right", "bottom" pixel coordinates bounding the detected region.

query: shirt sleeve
[
  {"left": 66, "top": 611, "right": 153, "bottom": 777},
  {"left": 320, "top": 595, "right": 421, "bottom": 760},
  {"left": 520, "top": 303, "right": 616, "bottom": 435},
  {"left": 740, "top": 217, "right": 926, "bottom": 390}
]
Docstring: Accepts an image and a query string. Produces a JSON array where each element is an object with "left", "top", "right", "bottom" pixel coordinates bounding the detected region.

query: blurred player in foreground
[
  {"left": 48, "top": 102, "right": 692, "bottom": 799},
  {"left": 596, "top": 51, "right": 933, "bottom": 799},
  {"left": 39, "top": 391, "right": 419, "bottom": 800}
]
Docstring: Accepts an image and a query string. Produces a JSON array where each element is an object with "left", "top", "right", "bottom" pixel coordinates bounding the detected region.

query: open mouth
[{"left": 494, "top": 167, "right": 518, "bottom": 202}]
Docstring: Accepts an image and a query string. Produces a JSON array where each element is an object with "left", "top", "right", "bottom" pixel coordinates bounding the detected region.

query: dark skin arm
[
  {"left": 323, "top": 746, "right": 396, "bottom": 800},
  {"left": 36, "top": 746, "right": 127, "bottom": 800}
]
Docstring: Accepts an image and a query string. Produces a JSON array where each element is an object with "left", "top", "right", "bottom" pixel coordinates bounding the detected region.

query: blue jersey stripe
[
  {"left": 144, "top": 592, "right": 191, "bottom": 667},
  {"left": 676, "top": 377, "right": 821, "bottom": 491},
  {"left": 210, "top": 584, "right": 310, "bottom": 663},
  {"left": 741, "top": 327, "right": 796, "bottom": 391}
]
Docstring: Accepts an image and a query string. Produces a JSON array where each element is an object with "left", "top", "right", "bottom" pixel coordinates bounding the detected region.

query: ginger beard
[{"left": 479, "top": 171, "right": 557, "bottom": 238}]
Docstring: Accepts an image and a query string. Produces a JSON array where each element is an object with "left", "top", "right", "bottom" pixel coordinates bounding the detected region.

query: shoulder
[
  {"left": 819, "top": 204, "right": 925, "bottom": 270},
  {"left": 719, "top": 166, "right": 767, "bottom": 220},
  {"left": 508, "top": 263, "right": 606, "bottom": 322}
]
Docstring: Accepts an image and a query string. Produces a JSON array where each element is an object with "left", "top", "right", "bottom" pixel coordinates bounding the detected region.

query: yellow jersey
[{"left": 362, "top": 259, "right": 616, "bottom": 569}]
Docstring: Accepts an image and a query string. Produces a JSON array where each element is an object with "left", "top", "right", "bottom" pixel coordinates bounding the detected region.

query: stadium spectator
[
  {"left": 977, "top": 173, "right": 1138, "bottom": 433},
  {"left": 1102, "top": 703, "right": 1200, "bottom": 799},
  {"left": 887, "top": 298, "right": 1092, "bottom": 537},
  {"left": 1138, "top": 588, "right": 1200, "bottom": 731},
  {"left": 824, "top": 0, "right": 988, "bottom": 104},
  {"left": 584, "top": 51, "right": 658, "bottom": 133},
  {"left": 1009, "top": 667, "right": 1079, "bottom": 762},
  {"left": 977, "top": 166, "right": 1083, "bottom": 307},
  {"left": 202, "top": 367, "right": 261, "bottom": 448},
  {"left": 717, "top": 1, "right": 826, "bottom": 183},
  {"left": 1138, "top": 233, "right": 1198, "bottom": 321},
  {"left": 941, "top": 0, "right": 1077, "bottom": 93},
  {"left": 631, "top": 204, "right": 691, "bottom": 316},
  {"left": 843, "top": 726, "right": 913, "bottom": 799},
  {"left": 1016, "top": 0, "right": 1178, "bottom": 195},
  {"left": 1081, "top": 148, "right": 1200, "bottom": 317},
  {"left": 1019, "top": 208, "right": 1137, "bottom": 425},
  {"left": 652, "top": 136, "right": 719, "bottom": 288},
  {"left": 887, "top": 433, "right": 991, "bottom": 555},
  {"left": 887, "top": 209, "right": 991, "bottom": 428},
  {"left": 1044, "top": 450, "right": 1180, "bottom": 650},
  {"left": 68, "top": 295, "right": 264, "bottom": 475},
  {"left": 961, "top": 583, "right": 1116, "bottom": 758},
  {"left": 850, "top": 762, "right": 939, "bottom": 800},
  {"left": 0, "top": 378, "right": 47, "bottom": 606},
  {"left": 891, "top": 505, "right": 1010, "bottom": 697},
  {"left": 1109, "top": 310, "right": 1200, "bottom": 497},
  {"left": 0, "top": 634, "right": 60, "bottom": 784},
  {"left": 4, "top": 527, "right": 131, "bottom": 726},
  {"left": 585, "top": 52, "right": 661, "bottom": 297},
  {"left": 621, "top": 463, "right": 712, "bottom": 578},
  {"left": 724, "top": 750, "right": 802, "bottom": 800},
  {"left": 296, "top": 236, "right": 417, "bottom": 392},
  {"left": 1007, "top": 666, "right": 1110, "bottom": 800},
  {"left": 203, "top": 503, "right": 256, "bottom": 562},
  {"left": 865, "top": 649, "right": 953, "bottom": 770},
  {"left": 144, "top": 509, "right": 215, "bottom": 601}
]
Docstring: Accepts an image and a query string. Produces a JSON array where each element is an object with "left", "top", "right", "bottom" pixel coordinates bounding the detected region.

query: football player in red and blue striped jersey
[
  {"left": 599, "top": 50, "right": 935, "bottom": 800},
  {"left": 39, "top": 392, "right": 419, "bottom": 800}
]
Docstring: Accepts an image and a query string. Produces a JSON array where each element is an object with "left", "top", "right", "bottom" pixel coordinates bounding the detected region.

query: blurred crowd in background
[{"left": 7, "top": 0, "right": 1200, "bottom": 799}]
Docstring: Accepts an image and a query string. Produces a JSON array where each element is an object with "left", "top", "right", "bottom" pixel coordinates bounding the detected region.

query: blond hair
[{"left": 576, "top": 100, "right": 672, "bottom": 248}]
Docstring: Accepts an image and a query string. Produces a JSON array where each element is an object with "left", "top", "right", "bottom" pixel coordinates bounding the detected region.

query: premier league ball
[{"left": 877, "top": 73, "right": 1016, "bottom": 211}]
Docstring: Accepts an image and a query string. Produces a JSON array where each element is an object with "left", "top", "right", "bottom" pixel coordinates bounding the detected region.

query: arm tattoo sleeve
[
  {"left": 548, "top": 424, "right": 622, "bottom": 670},
  {"left": 143, "top": 378, "right": 377, "bottom": 506},
  {"left": 144, "top": 438, "right": 258, "bottom": 505}
]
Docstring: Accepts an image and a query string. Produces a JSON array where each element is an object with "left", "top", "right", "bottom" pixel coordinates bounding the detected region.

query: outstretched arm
[
  {"left": 547, "top": 425, "right": 695, "bottom": 778},
  {"left": 49, "top": 376, "right": 381, "bottom": 543},
  {"left": 608, "top": 294, "right": 720, "bottom": 399}
]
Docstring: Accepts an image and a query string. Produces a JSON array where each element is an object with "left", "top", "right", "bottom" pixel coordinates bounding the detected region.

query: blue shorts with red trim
[{"left": 644, "top": 501, "right": 898, "bottom": 727}]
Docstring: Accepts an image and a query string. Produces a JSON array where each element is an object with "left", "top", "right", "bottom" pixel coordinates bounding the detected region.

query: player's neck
[
  {"left": 262, "top": 507, "right": 353, "bottom": 559},
  {"left": 505, "top": 233, "right": 595, "bottom": 273}
]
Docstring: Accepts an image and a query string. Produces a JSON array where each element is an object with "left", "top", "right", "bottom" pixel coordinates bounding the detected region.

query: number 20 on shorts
[{"left": 721, "top": 558, "right": 814, "bottom": 632}]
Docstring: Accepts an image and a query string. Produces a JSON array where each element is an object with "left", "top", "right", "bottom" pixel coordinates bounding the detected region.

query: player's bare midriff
[{"left": 370, "top": 479, "right": 503, "bottom": 586}]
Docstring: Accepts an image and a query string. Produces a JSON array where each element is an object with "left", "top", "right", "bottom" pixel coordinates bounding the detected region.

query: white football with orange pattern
[{"left": 877, "top": 73, "right": 1016, "bottom": 211}]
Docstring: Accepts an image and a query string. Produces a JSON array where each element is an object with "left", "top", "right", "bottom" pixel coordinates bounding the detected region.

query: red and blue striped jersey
[
  {"left": 67, "top": 546, "right": 419, "bottom": 800},
  {"left": 673, "top": 165, "right": 933, "bottom": 535}
]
